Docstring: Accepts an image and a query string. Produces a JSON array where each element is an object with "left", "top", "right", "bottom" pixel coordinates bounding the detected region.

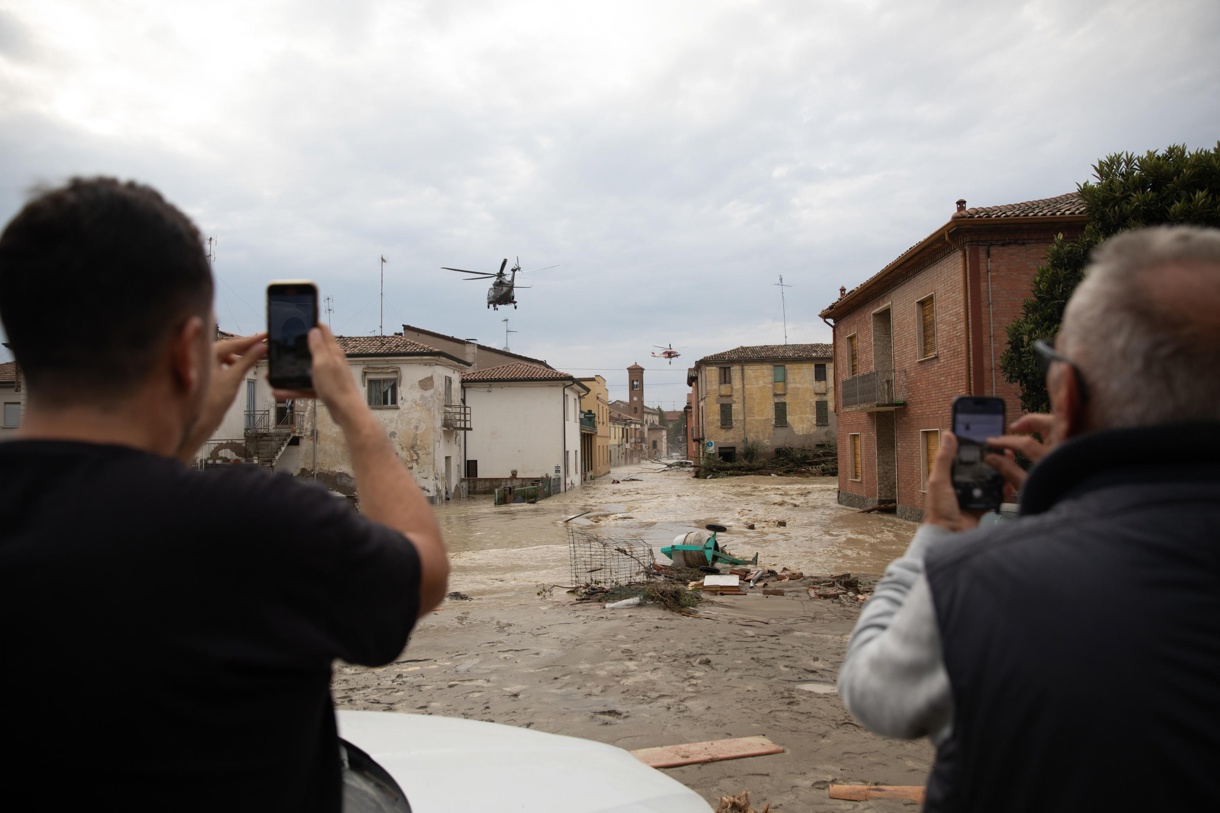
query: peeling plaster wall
[{"left": 309, "top": 359, "right": 464, "bottom": 504}]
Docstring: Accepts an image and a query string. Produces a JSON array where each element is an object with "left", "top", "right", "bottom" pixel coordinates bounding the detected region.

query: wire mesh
[{"left": 567, "top": 526, "right": 655, "bottom": 587}]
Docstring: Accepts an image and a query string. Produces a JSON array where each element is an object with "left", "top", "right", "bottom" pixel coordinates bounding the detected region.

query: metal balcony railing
[
  {"left": 245, "top": 407, "right": 302, "bottom": 435},
  {"left": 841, "top": 369, "right": 907, "bottom": 411},
  {"left": 579, "top": 411, "right": 597, "bottom": 433},
  {"left": 442, "top": 403, "right": 472, "bottom": 431}
]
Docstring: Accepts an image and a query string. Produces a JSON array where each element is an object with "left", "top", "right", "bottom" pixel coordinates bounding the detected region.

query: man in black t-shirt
[{"left": 0, "top": 178, "right": 450, "bottom": 810}]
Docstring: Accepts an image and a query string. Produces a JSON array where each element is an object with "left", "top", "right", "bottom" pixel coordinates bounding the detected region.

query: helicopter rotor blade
[
  {"left": 500, "top": 258, "right": 508, "bottom": 274},
  {"left": 519, "top": 264, "right": 559, "bottom": 274}
]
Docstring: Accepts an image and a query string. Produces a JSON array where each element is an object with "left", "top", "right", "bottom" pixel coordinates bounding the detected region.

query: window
[
  {"left": 718, "top": 366, "right": 731, "bottom": 385},
  {"left": 444, "top": 376, "right": 454, "bottom": 405},
  {"left": 815, "top": 363, "right": 827, "bottom": 382},
  {"left": 718, "top": 446, "right": 736, "bottom": 463},
  {"left": 631, "top": 379, "right": 640, "bottom": 391},
  {"left": 918, "top": 295, "right": 937, "bottom": 359},
  {"left": 847, "top": 334, "right": 858, "bottom": 376},
  {"left": 774, "top": 401, "right": 787, "bottom": 427},
  {"left": 849, "top": 433, "right": 862, "bottom": 481},
  {"left": 921, "top": 429, "right": 940, "bottom": 490},
  {"left": 367, "top": 378, "right": 398, "bottom": 407},
  {"left": 773, "top": 365, "right": 786, "bottom": 383},
  {"left": 720, "top": 403, "right": 733, "bottom": 428},
  {"left": 3, "top": 402, "right": 20, "bottom": 428},
  {"left": 815, "top": 400, "right": 829, "bottom": 426}
]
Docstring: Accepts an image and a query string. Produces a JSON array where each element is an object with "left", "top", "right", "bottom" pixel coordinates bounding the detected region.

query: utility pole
[
  {"left": 775, "top": 275, "right": 793, "bottom": 345},
  {"left": 502, "top": 318, "right": 517, "bottom": 351},
  {"left": 379, "top": 255, "right": 387, "bottom": 336}
]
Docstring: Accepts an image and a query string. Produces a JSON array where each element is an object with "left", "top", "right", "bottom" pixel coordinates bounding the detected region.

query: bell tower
[{"left": 628, "top": 363, "right": 644, "bottom": 415}]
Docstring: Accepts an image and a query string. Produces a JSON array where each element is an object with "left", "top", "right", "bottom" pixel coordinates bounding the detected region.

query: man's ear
[
  {"left": 1050, "top": 363, "right": 1088, "bottom": 440},
  {"left": 170, "top": 316, "right": 205, "bottom": 396}
]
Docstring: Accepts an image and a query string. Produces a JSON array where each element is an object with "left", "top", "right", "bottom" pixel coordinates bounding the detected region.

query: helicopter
[
  {"left": 651, "top": 344, "right": 682, "bottom": 364},
  {"left": 442, "top": 257, "right": 555, "bottom": 310}
]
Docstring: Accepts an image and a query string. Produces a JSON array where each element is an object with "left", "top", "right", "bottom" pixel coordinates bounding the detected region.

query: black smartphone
[
  {"left": 951, "top": 396, "right": 1006, "bottom": 511},
  {"left": 267, "top": 280, "right": 318, "bottom": 390}
]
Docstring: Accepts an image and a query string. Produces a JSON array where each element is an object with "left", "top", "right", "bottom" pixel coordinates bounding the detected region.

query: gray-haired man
[{"left": 838, "top": 226, "right": 1220, "bottom": 811}]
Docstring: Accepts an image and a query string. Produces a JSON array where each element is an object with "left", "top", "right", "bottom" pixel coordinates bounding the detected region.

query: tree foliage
[{"left": 1001, "top": 143, "right": 1220, "bottom": 412}]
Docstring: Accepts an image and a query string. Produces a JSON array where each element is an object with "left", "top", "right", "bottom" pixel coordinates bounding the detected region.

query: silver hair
[{"left": 1060, "top": 225, "right": 1220, "bottom": 429}]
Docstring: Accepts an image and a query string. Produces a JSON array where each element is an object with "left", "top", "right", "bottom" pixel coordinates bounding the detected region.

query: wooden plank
[
  {"left": 828, "top": 784, "right": 926, "bottom": 802},
  {"left": 631, "top": 736, "right": 785, "bottom": 768}
]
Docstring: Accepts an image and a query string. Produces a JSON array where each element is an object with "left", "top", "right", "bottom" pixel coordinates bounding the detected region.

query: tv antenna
[
  {"left": 324, "top": 295, "right": 335, "bottom": 327},
  {"left": 502, "top": 318, "right": 517, "bottom": 351},
  {"left": 379, "top": 255, "right": 388, "bottom": 336},
  {"left": 775, "top": 275, "right": 793, "bottom": 344}
]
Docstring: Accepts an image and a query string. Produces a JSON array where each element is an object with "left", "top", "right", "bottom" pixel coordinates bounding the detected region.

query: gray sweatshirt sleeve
[{"left": 837, "top": 524, "right": 954, "bottom": 745}]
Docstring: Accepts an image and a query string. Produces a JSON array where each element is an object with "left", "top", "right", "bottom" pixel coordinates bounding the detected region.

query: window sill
[
  {"left": 369, "top": 405, "right": 400, "bottom": 410},
  {"left": 917, "top": 353, "right": 938, "bottom": 362}
]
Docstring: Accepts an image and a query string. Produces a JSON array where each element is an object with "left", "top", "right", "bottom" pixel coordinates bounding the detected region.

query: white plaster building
[{"left": 462, "top": 362, "right": 588, "bottom": 491}]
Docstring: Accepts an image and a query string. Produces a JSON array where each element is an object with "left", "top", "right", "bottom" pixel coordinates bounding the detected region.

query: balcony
[
  {"left": 443, "top": 403, "right": 472, "bottom": 431},
  {"left": 841, "top": 369, "right": 907, "bottom": 412},
  {"left": 580, "top": 410, "right": 597, "bottom": 433}
]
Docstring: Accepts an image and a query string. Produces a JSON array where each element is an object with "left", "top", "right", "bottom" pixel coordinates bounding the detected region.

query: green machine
[{"left": 662, "top": 524, "right": 758, "bottom": 569}]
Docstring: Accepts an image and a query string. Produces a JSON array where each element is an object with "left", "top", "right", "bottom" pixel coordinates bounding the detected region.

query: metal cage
[{"left": 567, "top": 527, "right": 655, "bottom": 588}]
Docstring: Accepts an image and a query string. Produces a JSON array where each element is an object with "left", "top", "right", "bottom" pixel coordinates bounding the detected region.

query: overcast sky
[{"left": 1, "top": 0, "right": 1217, "bottom": 408}]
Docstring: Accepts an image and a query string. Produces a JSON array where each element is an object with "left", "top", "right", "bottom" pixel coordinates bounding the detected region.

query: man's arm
[
  {"left": 838, "top": 526, "right": 954, "bottom": 743},
  {"left": 277, "top": 325, "right": 449, "bottom": 616},
  {"left": 838, "top": 432, "right": 974, "bottom": 743}
]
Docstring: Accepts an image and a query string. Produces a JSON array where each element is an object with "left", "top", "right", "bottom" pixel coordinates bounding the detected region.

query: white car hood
[{"left": 337, "top": 710, "right": 712, "bottom": 813}]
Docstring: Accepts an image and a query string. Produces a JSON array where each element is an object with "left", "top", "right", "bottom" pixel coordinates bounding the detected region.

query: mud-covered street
[{"left": 334, "top": 464, "right": 934, "bottom": 811}]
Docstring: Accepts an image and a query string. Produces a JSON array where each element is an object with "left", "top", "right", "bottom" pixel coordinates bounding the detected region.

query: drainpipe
[
  {"left": 986, "top": 244, "right": 996, "bottom": 396},
  {"left": 562, "top": 382, "right": 571, "bottom": 492}
]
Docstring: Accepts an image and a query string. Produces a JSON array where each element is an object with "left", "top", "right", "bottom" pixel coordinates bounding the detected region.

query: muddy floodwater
[{"left": 432, "top": 462, "right": 914, "bottom": 597}]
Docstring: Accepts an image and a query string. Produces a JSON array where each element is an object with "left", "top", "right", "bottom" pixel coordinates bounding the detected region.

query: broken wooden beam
[
  {"left": 828, "top": 784, "right": 925, "bottom": 802},
  {"left": 631, "top": 735, "right": 785, "bottom": 768}
]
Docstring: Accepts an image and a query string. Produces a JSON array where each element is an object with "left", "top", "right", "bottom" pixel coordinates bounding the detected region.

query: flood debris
[
  {"left": 714, "top": 790, "right": 771, "bottom": 813},
  {"left": 808, "top": 573, "right": 873, "bottom": 603}
]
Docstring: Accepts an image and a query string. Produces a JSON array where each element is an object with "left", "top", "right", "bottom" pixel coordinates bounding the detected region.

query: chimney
[
  {"left": 464, "top": 339, "right": 478, "bottom": 368},
  {"left": 956, "top": 199, "right": 967, "bottom": 212},
  {"left": 839, "top": 285, "right": 846, "bottom": 299}
]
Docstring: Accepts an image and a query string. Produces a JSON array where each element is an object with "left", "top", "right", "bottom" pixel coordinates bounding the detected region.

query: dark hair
[{"left": 0, "top": 177, "right": 214, "bottom": 399}]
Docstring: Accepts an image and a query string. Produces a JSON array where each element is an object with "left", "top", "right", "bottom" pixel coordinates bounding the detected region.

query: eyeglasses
[{"left": 1033, "top": 339, "right": 1089, "bottom": 404}]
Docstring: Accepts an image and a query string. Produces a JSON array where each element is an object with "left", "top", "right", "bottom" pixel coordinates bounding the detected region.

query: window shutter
[
  {"left": 924, "top": 430, "right": 940, "bottom": 481},
  {"left": 921, "top": 298, "right": 936, "bottom": 357},
  {"left": 815, "top": 400, "right": 828, "bottom": 426}
]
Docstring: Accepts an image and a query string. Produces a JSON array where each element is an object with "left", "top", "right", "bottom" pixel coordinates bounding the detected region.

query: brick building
[{"left": 818, "top": 193, "right": 1088, "bottom": 520}]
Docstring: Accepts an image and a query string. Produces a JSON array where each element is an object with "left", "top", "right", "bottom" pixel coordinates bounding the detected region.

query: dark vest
[{"left": 923, "top": 424, "right": 1220, "bottom": 812}]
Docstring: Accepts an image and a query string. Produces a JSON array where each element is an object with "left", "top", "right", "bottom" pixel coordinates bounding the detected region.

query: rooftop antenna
[
  {"left": 775, "top": 274, "right": 793, "bottom": 344},
  {"left": 324, "top": 295, "right": 334, "bottom": 327},
  {"left": 206, "top": 236, "right": 216, "bottom": 266},
  {"left": 379, "top": 255, "right": 388, "bottom": 336},
  {"left": 502, "top": 317, "right": 517, "bottom": 351}
]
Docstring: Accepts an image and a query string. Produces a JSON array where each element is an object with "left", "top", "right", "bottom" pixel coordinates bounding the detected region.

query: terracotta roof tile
[
  {"left": 950, "top": 192, "right": 1086, "bottom": 219},
  {"left": 337, "top": 335, "right": 442, "bottom": 355},
  {"left": 462, "top": 362, "right": 577, "bottom": 382},
  {"left": 696, "top": 343, "right": 833, "bottom": 365}
]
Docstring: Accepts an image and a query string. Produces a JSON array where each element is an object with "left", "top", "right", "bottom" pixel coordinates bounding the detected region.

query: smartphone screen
[
  {"left": 267, "top": 281, "right": 318, "bottom": 389},
  {"left": 951, "top": 396, "right": 1005, "bottom": 510}
]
